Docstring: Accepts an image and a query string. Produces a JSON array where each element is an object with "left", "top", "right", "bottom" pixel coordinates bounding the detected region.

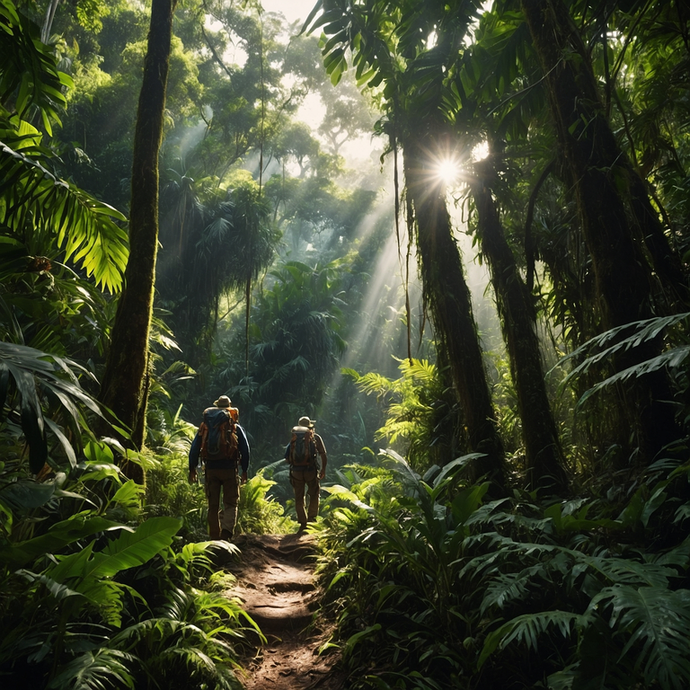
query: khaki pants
[
  {"left": 290, "top": 466, "right": 320, "bottom": 526},
  {"left": 205, "top": 466, "right": 240, "bottom": 539}
]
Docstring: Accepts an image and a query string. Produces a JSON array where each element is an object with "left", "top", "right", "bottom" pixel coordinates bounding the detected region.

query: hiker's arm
[
  {"left": 316, "top": 435, "right": 328, "bottom": 479},
  {"left": 188, "top": 432, "right": 202, "bottom": 483},
  {"left": 237, "top": 425, "right": 250, "bottom": 483}
]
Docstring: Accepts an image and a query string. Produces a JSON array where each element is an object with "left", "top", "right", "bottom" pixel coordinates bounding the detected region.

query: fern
[
  {"left": 480, "top": 564, "right": 547, "bottom": 614},
  {"left": 478, "top": 610, "right": 587, "bottom": 668},
  {"left": 46, "top": 648, "right": 136, "bottom": 690},
  {"left": 591, "top": 586, "right": 690, "bottom": 689},
  {"left": 555, "top": 312, "right": 690, "bottom": 408}
]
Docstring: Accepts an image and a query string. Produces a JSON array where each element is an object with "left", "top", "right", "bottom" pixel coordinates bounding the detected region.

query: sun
[{"left": 434, "top": 157, "right": 461, "bottom": 185}]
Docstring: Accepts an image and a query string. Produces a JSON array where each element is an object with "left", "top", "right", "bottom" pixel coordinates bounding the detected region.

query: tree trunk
[
  {"left": 402, "top": 131, "right": 506, "bottom": 493},
  {"left": 473, "top": 160, "right": 567, "bottom": 494},
  {"left": 99, "top": 0, "right": 178, "bottom": 474},
  {"left": 627, "top": 172, "right": 688, "bottom": 309},
  {"left": 520, "top": 0, "right": 680, "bottom": 459}
]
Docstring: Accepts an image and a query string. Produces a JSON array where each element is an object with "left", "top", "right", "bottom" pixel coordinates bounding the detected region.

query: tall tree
[
  {"left": 472, "top": 156, "right": 567, "bottom": 493},
  {"left": 99, "top": 0, "right": 178, "bottom": 463},
  {"left": 403, "top": 129, "right": 506, "bottom": 488},
  {"left": 306, "top": 0, "right": 508, "bottom": 490},
  {"left": 519, "top": 0, "right": 684, "bottom": 458},
  {"left": 305, "top": 0, "right": 590, "bottom": 491}
]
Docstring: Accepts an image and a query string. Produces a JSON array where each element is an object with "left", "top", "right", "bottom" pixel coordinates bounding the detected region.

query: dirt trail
[{"left": 223, "top": 532, "right": 346, "bottom": 690}]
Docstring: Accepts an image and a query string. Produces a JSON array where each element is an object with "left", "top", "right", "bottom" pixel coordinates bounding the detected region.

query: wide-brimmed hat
[
  {"left": 298, "top": 416, "right": 315, "bottom": 428},
  {"left": 214, "top": 395, "right": 232, "bottom": 408}
]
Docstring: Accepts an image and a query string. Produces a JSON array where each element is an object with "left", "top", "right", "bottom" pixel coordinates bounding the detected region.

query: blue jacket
[{"left": 189, "top": 422, "right": 250, "bottom": 473}]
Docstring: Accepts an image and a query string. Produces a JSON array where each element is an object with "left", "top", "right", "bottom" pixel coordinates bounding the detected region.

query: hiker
[
  {"left": 284, "top": 416, "right": 327, "bottom": 531},
  {"left": 189, "top": 395, "right": 249, "bottom": 540}
]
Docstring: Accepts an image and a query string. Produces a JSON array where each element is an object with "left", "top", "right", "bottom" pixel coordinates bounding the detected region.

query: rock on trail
[{"left": 223, "top": 533, "right": 345, "bottom": 690}]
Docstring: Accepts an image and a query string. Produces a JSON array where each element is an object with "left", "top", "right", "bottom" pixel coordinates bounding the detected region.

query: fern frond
[
  {"left": 591, "top": 586, "right": 690, "bottom": 689},
  {"left": 580, "top": 555, "right": 675, "bottom": 588},
  {"left": 479, "top": 610, "right": 586, "bottom": 668},
  {"left": 480, "top": 564, "right": 545, "bottom": 614},
  {"left": 48, "top": 648, "right": 136, "bottom": 690}
]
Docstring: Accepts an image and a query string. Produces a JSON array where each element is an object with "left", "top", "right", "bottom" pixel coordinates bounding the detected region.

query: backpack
[
  {"left": 288, "top": 426, "right": 315, "bottom": 466},
  {"left": 200, "top": 407, "right": 239, "bottom": 461}
]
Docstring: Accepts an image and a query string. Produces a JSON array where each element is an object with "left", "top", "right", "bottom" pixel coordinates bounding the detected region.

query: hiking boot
[
  {"left": 297, "top": 523, "right": 307, "bottom": 533},
  {"left": 220, "top": 529, "right": 233, "bottom": 541}
]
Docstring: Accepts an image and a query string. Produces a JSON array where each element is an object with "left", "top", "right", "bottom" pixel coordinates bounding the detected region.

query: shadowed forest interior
[{"left": 2, "top": 0, "right": 690, "bottom": 688}]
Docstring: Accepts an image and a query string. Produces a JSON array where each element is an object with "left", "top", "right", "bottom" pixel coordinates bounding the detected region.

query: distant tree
[
  {"left": 318, "top": 74, "right": 375, "bottom": 156},
  {"left": 212, "top": 257, "right": 350, "bottom": 455},
  {"left": 157, "top": 172, "right": 279, "bottom": 368},
  {"left": 272, "top": 121, "right": 321, "bottom": 177}
]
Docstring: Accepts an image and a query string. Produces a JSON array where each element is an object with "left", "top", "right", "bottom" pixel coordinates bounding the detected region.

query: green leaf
[
  {"left": 344, "top": 623, "right": 382, "bottom": 657},
  {"left": 478, "top": 611, "right": 584, "bottom": 668},
  {"left": 84, "top": 516, "right": 182, "bottom": 580},
  {"left": 0, "top": 478, "right": 54, "bottom": 511},
  {"left": 592, "top": 586, "right": 690, "bottom": 689},
  {"left": 0, "top": 514, "right": 118, "bottom": 570}
]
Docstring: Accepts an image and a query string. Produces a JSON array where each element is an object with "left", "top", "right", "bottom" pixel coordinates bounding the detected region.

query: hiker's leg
[
  {"left": 219, "top": 467, "right": 240, "bottom": 537},
  {"left": 290, "top": 469, "right": 307, "bottom": 526},
  {"left": 305, "top": 469, "right": 320, "bottom": 521},
  {"left": 205, "top": 469, "right": 222, "bottom": 539}
]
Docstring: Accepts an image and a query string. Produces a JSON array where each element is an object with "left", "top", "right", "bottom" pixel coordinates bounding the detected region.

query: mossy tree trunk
[
  {"left": 99, "top": 0, "right": 178, "bottom": 476},
  {"left": 472, "top": 160, "right": 567, "bottom": 494},
  {"left": 402, "top": 130, "right": 506, "bottom": 494},
  {"left": 520, "top": 0, "right": 681, "bottom": 459}
]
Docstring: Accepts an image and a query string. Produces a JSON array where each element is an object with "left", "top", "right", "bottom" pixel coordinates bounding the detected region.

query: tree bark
[
  {"left": 627, "top": 172, "right": 688, "bottom": 309},
  {"left": 472, "top": 160, "right": 567, "bottom": 494},
  {"left": 402, "top": 131, "right": 506, "bottom": 494},
  {"left": 520, "top": 0, "right": 681, "bottom": 459},
  {"left": 99, "top": 0, "right": 178, "bottom": 474}
]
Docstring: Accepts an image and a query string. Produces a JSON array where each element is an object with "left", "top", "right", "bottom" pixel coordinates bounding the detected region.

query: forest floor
[{"left": 221, "top": 532, "right": 347, "bottom": 690}]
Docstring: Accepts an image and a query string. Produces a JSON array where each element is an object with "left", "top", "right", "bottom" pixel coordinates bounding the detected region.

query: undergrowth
[{"left": 313, "top": 450, "right": 690, "bottom": 690}]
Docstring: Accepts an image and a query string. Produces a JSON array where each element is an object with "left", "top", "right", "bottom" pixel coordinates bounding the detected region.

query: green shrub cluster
[
  {"left": 0, "top": 440, "right": 263, "bottom": 689},
  {"left": 314, "top": 451, "right": 690, "bottom": 690}
]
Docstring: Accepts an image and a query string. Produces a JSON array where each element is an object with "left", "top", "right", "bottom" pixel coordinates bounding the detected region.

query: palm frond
[
  {"left": 0, "top": 340, "right": 104, "bottom": 471},
  {"left": 554, "top": 313, "right": 690, "bottom": 407},
  {"left": 576, "top": 347, "right": 690, "bottom": 408},
  {"left": 0, "top": 142, "right": 128, "bottom": 292},
  {"left": 0, "top": 0, "right": 73, "bottom": 135}
]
